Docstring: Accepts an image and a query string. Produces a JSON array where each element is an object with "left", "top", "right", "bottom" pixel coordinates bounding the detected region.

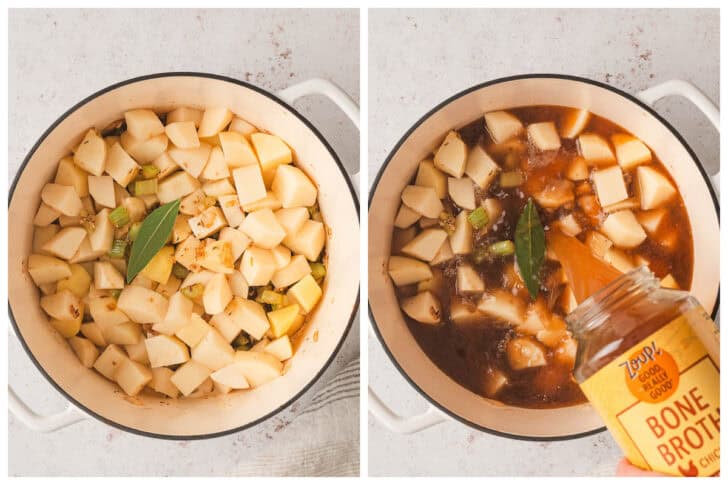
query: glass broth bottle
[{"left": 567, "top": 267, "right": 720, "bottom": 477}]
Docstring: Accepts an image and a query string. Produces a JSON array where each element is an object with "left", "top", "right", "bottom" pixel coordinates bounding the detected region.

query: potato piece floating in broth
[
  {"left": 401, "top": 291, "right": 441, "bottom": 325},
  {"left": 527, "top": 121, "right": 561, "bottom": 151},
  {"left": 600, "top": 210, "right": 646, "bottom": 249},
  {"left": 577, "top": 133, "right": 615, "bottom": 165},
  {"left": 434, "top": 131, "right": 468, "bottom": 178},
  {"left": 401, "top": 228, "right": 448, "bottom": 262},
  {"left": 507, "top": 337, "right": 547, "bottom": 370},
  {"left": 394, "top": 204, "right": 421, "bottom": 229},
  {"left": 636, "top": 165, "right": 677, "bottom": 210},
  {"left": 484, "top": 111, "right": 523, "bottom": 144},
  {"left": 559, "top": 108, "right": 591, "bottom": 139},
  {"left": 448, "top": 177, "right": 476, "bottom": 210},
  {"left": 612, "top": 134, "right": 652, "bottom": 170},
  {"left": 592, "top": 165, "right": 628, "bottom": 208},
  {"left": 415, "top": 160, "right": 448, "bottom": 199},
  {"left": 465, "top": 144, "right": 500, "bottom": 190}
]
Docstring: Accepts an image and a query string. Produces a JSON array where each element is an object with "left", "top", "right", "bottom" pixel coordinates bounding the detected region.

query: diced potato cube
[
  {"left": 566, "top": 157, "right": 589, "bottom": 181},
  {"left": 271, "top": 254, "right": 312, "bottom": 289},
  {"left": 144, "top": 335, "right": 190, "bottom": 368},
  {"left": 415, "top": 160, "right": 448, "bottom": 199},
  {"left": 157, "top": 171, "right": 201, "bottom": 204},
  {"left": 117, "top": 286, "right": 169, "bottom": 324},
  {"left": 202, "top": 273, "right": 233, "bottom": 315},
  {"left": 242, "top": 191, "right": 283, "bottom": 213},
  {"left": 120, "top": 131, "right": 168, "bottom": 164},
  {"left": 613, "top": 134, "right": 652, "bottom": 170},
  {"left": 578, "top": 133, "right": 615, "bottom": 165},
  {"left": 263, "top": 335, "right": 292, "bottom": 361},
  {"left": 88, "top": 296, "right": 128, "bottom": 326},
  {"left": 171, "top": 215, "right": 192, "bottom": 244},
  {"left": 465, "top": 144, "right": 500, "bottom": 189},
  {"left": 41, "top": 227, "right": 86, "bottom": 260},
  {"left": 87, "top": 176, "right": 115, "bottom": 208},
  {"left": 434, "top": 131, "right": 468, "bottom": 178},
  {"left": 456, "top": 265, "right": 484, "bottom": 295},
  {"left": 218, "top": 194, "right": 245, "bottom": 227},
  {"left": 153, "top": 291, "right": 194, "bottom": 335},
  {"left": 603, "top": 247, "right": 635, "bottom": 273},
  {"left": 209, "top": 311, "right": 241, "bottom": 343},
  {"left": 41, "top": 183, "right": 83, "bottom": 216},
  {"left": 195, "top": 239, "right": 234, "bottom": 274},
  {"left": 168, "top": 143, "right": 212, "bottom": 179},
  {"left": 240, "top": 208, "right": 286, "bottom": 249},
  {"left": 166, "top": 106, "right": 203, "bottom": 127},
  {"left": 229, "top": 117, "right": 257, "bottom": 136},
  {"left": 241, "top": 246, "right": 276, "bottom": 286},
  {"left": 388, "top": 255, "right": 432, "bottom": 286},
  {"left": 282, "top": 219, "right": 325, "bottom": 262},
  {"left": 124, "top": 109, "right": 164, "bottom": 140},
  {"left": 102, "top": 322, "right": 142, "bottom": 345},
  {"left": 267, "top": 304, "right": 302, "bottom": 338},
  {"left": 227, "top": 271, "right": 249, "bottom": 298},
  {"left": 559, "top": 109, "right": 591, "bottom": 139},
  {"left": 558, "top": 213, "right": 582, "bottom": 237},
  {"left": 592, "top": 165, "right": 629, "bottom": 207},
  {"left": 175, "top": 313, "right": 211, "bottom": 347},
  {"left": 165, "top": 121, "right": 200, "bottom": 149},
  {"left": 88, "top": 208, "right": 114, "bottom": 253},
  {"left": 477, "top": 290, "right": 525, "bottom": 326},
  {"left": 93, "top": 344, "right": 128, "bottom": 381},
  {"left": 171, "top": 360, "right": 212, "bottom": 396},
  {"left": 138, "top": 245, "right": 174, "bottom": 285},
  {"left": 55, "top": 156, "right": 89, "bottom": 197},
  {"left": 192, "top": 328, "right": 234, "bottom": 370},
  {"left": 152, "top": 151, "right": 179, "bottom": 180},
  {"left": 431, "top": 239, "right": 455, "bottom": 266},
  {"left": 401, "top": 229, "right": 448, "bottom": 262},
  {"left": 73, "top": 129, "right": 107, "bottom": 176},
  {"left": 149, "top": 367, "right": 180, "bottom": 398},
  {"left": 394, "top": 204, "right": 421, "bottom": 229},
  {"left": 450, "top": 299, "right": 484, "bottom": 325},
  {"left": 275, "top": 207, "right": 309, "bottom": 239},
  {"left": 554, "top": 337, "right": 578, "bottom": 366},
  {"left": 188, "top": 207, "right": 227, "bottom": 239},
  {"left": 507, "top": 337, "right": 547, "bottom": 370},
  {"left": 210, "top": 362, "right": 251, "bottom": 391},
  {"left": 286, "top": 274, "right": 322, "bottom": 314},
  {"left": 527, "top": 121, "right": 561, "bottom": 151},
  {"left": 602, "top": 197, "right": 640, "bottom": 213},
  {"left": 179, "top": 189, "right": 207, "bottom": 216},
  {"left": 125, "top": 341, "right": 150, "bottom": 365},
  {"left": 448, "top": 177, "right": 476, "bottom": 210},
  {"left": 217, "top": 227, "right": 250, "bottom": 262},
  {"left": 201, "top": 145, "right": 230, "bottom": 181},
  {"left": 483, "top": 367, "right": 509, "bottom": 398},
  {"left": 532, "top": 180, "right": 575, "bottom": 209},
  {"left": 482, "top": 198, "right": 503, "bottom": 230},
  {"left": 401, "top": 291, "right": 441, "bottom": 325},
  {"left": 484, "top": 111, "right": 523, "bottom": 144},
  {"left": 600, "top": 210, "right": 647, "bottom": 248},
  {"left": 28, "top": 254, "right": 72, "bottom": 285},
  {"left": 449, "top": 210, "right": 473, "bottom": 255},
  {"left": 401, "top": 185, "right": 443, "bottom": 219},
  {"left": 233, "top": 351, "right": 283, "bottom": 388},
  {"left": 232, "top": 164, "right": 267, "bottom": 206},
  {"left": 94, "top": 261, "right": 125, "bottom": 290},
  {"left": 636, "top": 208, "right": 667, "bottom": 235},
  {"left": 81, "top": 322, "right": 106, "bottom": 346},
  {"left": 34, "top": 202, "right": 61, "bottom": 226},
  {"left": 49, "top": 309, "right": 82, "bottom": 337},
  {"left": 251, "top": 132, "right": 293, "bottom": 185},
  {"left": 174, "top": 235, "right": 200, "bottom": 271},
  {"left": 198, "top": 107, "right": 233, "bottom": 138},
  {"left": 68, "top": 336, "right": 98, "bottom": 368},
  {"left": 105, "top": 143, "right": 140, "bottom": 188},
  {"left": 636, "top": 165, "right": 677, "bottom": 210},
  {"left": 271, "top": 165, "right": 317, "bottom": 209},
  {"left": 41, "top": 290, "right": 82, "bottom": 321},
  {"left": 270, "top": 245, "right": 291, "bottom": 270}
]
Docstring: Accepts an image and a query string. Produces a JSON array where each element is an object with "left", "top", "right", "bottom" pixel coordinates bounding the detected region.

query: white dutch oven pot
[
  {"left": 368, "top": 75, "right": 719, "bottom": 439},
  {"left": 9, "top": 73, "right": 360, "bottom": 439}
]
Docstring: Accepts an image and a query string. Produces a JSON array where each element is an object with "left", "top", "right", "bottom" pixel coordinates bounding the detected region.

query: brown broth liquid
[{"left": 393, "top": 106, "right": 694, "bottom": 408}]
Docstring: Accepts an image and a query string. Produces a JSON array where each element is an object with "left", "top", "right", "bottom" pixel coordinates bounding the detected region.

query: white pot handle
[
  {"left": 9, "top": 385, "right": 87, "bottom": 432},
  {"left": 277, "top": 78, "right": 360, "bottom": 194},
  {"left": 367, "top": 325, "right": 447, "bottom": 434},
  {"left": 636, "top": 79, "right": 720, "bottom": 193}
]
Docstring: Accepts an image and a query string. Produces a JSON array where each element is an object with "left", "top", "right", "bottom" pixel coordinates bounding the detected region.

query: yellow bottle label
[{"left": 580, "top": 307, "right": 720, "bottom": 476}]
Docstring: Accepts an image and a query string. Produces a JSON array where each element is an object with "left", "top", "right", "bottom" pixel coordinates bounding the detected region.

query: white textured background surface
[
  {"left": 8, "top": 8, "right": 359, "bottom": 476},
  {"left": 368, "top": 8, "right": 719, "bottom": 476}
]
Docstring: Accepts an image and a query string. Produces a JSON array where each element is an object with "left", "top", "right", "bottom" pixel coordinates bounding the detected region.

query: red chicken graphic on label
[{"left": 678, "top": 460, "right": 698, "bottom": 477}]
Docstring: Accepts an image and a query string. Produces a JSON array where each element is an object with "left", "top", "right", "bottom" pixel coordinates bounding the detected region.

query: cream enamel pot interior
[
  {"left": 368, "top": 75, "right": 719, "bottom": 439},
  {"left": 8, "top": 73, "right": 360, "bottom": 439}
]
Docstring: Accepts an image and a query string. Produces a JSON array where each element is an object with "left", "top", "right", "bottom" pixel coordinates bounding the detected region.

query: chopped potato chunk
[
  {"left": 415, "top": 160, "right": 448, "bottom": 199},
  {"left": 612, "top": 134, "right": 651, "bottom": 170},
  {"left": 401, "top": 228, "right": 448, "bottom": 262},
  {"left": 559, "top": 109, "right": 591, "bottom": 139},
  {"left": 592, "top": 165, "right": 628, "bottom": 208},
  {"left": 401, "top": 291, "right": 441, "bottom": 324},
  {"left": 477, "top": 290, "right": 525, "bottom": 326},
  {"left": 578, "top": 133, "right": 615, "bottom": 165},
  {"left": 600, "top": 210, "right": 647, "bottom": 248},
  {"left": 484, "top": 111, "right": 523, "bottom": 144},
  {"left": 448, "top": 177, "right": 476, "bottom": 210},
  {"left": 434, "top": 131, "right": 467, "bottom": 178},
  {"left": 388, "top": 255, "right": 433, "bottom": 286},
  {"left": 636, "top": 165, "right": 677, "bottom": 210},
  {"left": 527, "top": 121, "right": 561, "bottom": 151},
  {"left": 507, "top": 337, "right": 547, "bottom": 370}
]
